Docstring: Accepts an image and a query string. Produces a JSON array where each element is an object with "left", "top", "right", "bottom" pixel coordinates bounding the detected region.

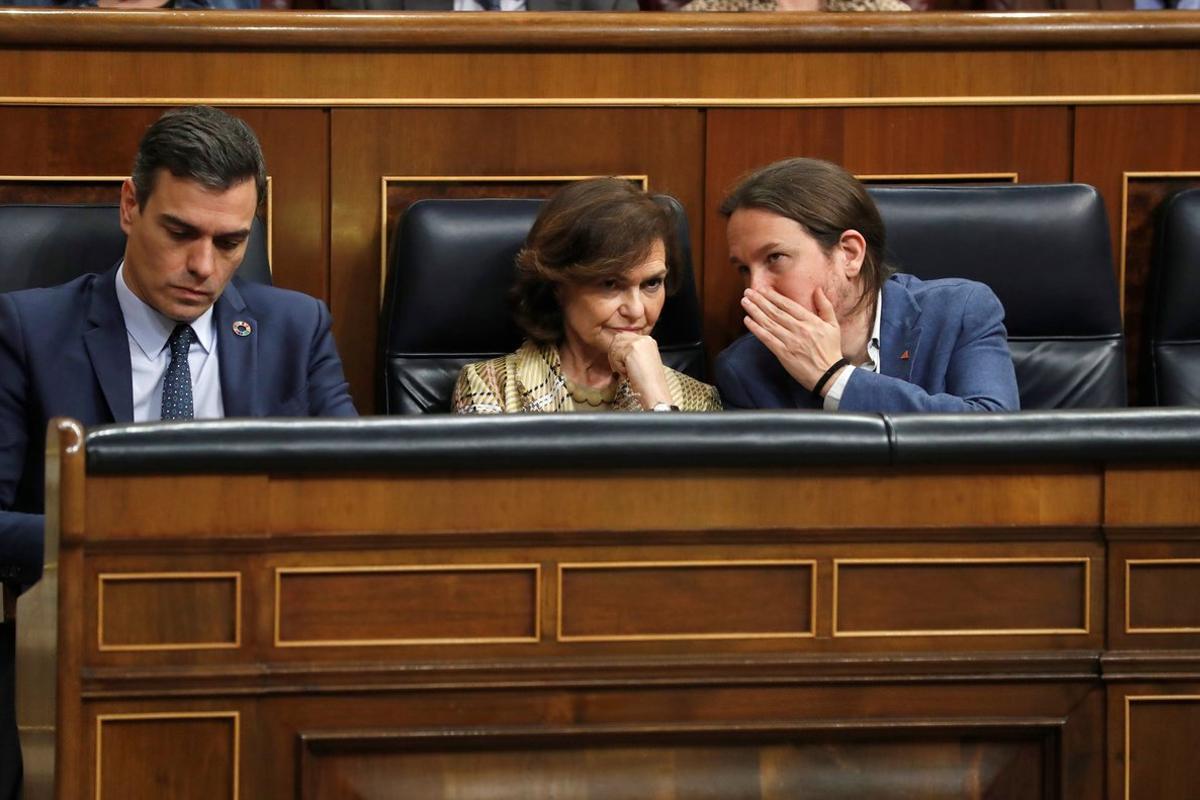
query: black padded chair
[
  {"left": 379, "top": 197, "right": 706, "bottom": 414},
  {"left": 0, "top": 203, "right": 272, "bottom": 294},
  {"left": 869, "top": 184, "right": 1126, "bottom": 409},
  {"left": 1143, "top": 189, "right": 1200, "bottom": 406}
]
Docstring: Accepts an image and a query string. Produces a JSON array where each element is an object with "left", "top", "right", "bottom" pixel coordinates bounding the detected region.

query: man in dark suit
[
  {"left": 714, "top": 157, "right": 1019, "bottom": 413},
  {"left": 0, "top": 105, "right": 356, "bottom": 798}
]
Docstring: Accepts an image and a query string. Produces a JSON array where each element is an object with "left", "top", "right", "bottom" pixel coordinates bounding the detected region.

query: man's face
[
  {"left": 119, "top": 169, "right": 257, "bottom": 323},
  {"left": 726, "top": 207, "right": 863, "bottom": 320}
]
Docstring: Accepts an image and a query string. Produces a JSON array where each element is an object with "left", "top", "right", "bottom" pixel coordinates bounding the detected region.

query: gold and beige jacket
[{"left": 453, "top": 340, "right": 722, "bottom": 414}]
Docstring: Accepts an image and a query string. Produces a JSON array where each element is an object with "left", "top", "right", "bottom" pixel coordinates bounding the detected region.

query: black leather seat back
[
  {"left": 1145, "top": 189, "right": 1200, "bottom": 406},
  {"left": 0, "top": 203, "right": 272, "bottom": 293},
  {"left": 869, "top": 184, "right": 1126, "bottom": 408},
  {"left": 380, "top": 196, "right": 705, "bottom": 414}
]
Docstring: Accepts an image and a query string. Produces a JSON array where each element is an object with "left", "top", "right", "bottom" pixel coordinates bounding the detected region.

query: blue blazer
[
  {"left": 715, "top": 273, "right": 1020, "bottom": 413},
  {"left": 0, "top": 266, "right": 357, "bottom": 588}
]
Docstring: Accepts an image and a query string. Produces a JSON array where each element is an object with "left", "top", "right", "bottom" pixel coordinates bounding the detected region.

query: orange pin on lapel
[{"left": 900, "top": 350, "right": 910, "bottom": 361}]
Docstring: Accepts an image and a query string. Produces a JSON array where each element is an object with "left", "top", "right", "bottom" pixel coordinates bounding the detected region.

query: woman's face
[{"left": 557, "top": 238, "right": 668, "bottom": 361}]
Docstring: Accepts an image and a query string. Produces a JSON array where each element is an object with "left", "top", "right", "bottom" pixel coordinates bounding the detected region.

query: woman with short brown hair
[{"left": 453, "top": 178, "right": 721, "bottom": 414}]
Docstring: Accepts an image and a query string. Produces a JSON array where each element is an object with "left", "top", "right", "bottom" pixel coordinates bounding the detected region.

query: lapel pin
[
  {"left": 900, "top": 350, "right": 910, "bottom": 361},
  {"left": 232, "top": 320, "right": 253, "bottom": 337}
]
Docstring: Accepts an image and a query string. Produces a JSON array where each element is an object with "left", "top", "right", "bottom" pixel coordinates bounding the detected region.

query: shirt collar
[
  {"left": 115, "top": 262, "right": 217, "bottom": 359},
  {"left": 859, "top": 287, "right": 882, "bottom": 372}
]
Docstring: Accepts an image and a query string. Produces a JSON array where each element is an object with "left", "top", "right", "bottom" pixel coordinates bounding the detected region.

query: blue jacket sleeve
[
  {"left": 839, "top": 284, "right": 1020, "bottom": 413},
  {"left": 0, "top": 294, "right": 44, "bottom": 590},
  {"left": 305, "top": 299, "right": 358, "bottom": 418}
]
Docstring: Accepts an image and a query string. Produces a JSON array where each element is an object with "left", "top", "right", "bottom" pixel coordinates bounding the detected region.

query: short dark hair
[
  {"left": 719, "top": 157, "right": 892, "bottom": 315},
  {"left": 512, "top": 178, "right": 679, "bottom": 345},
  {"left": 131, "top": 106, "right": 267, "bottom": 210}
]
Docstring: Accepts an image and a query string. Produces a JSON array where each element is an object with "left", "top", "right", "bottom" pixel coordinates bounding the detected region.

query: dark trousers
[{"left": 0, "top": 621, "right": 19, "bottom": 800}]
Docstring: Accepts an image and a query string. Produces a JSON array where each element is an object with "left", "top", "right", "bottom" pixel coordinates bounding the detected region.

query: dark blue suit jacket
[
  {"left": 0, "top": 266, "right": 356, "bottom": 799},
  {"left": 0, "top": 266, "right": 357, "bottom": 588},
  {"left": 715, "top": 273, "right": 1020, "bottom": 413}
]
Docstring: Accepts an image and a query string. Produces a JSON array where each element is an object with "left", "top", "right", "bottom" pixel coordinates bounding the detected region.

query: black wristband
[{"left": 811, "top": 357, "right": 850, "bottom": 400}]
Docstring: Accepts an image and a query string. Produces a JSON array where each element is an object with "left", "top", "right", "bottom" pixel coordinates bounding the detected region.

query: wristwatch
[{"left": 651, "top": 402, "right": 680, "bottom": 412}]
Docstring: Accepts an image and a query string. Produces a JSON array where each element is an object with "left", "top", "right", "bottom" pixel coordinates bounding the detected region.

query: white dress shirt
[
  {"left": 115, "top": 263, "right": 225, "bottom": 422},
  {"left": 823, "top": 289, "right": 882, "bottom": 411}
]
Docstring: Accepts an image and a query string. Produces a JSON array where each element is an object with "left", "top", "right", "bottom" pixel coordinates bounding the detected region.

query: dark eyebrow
[
  {"left": 159, "top": 214, "right": 198, "bottom": 235},
  {"left": 729, "top": 241, "right": 782, "bottom": 266},
  {"left": 159, "top": 213, "right": 251, "bottom": 241}
]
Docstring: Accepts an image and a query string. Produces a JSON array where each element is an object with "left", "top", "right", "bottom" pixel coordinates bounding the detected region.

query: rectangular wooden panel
[
  {"left": 558, "top": 560, "right": 815, "bottom": 642},
  {"left": 834, "top": 559, "right": 1090, "bottom": 637},
  {"left": 1124, "top": 696, "right": 1200, "bottom": 800},
  {"left": 96, "top": 712, "right": 239, "bottom": 800},
  {"left": 300, "top": 727, "right": 1050, "bottom": 800},
  {"left": 98, "top": 572, "right": 240, "bottom": 651},
  {"left": 275, "top": 565, "right": 540, "bottom": 647},
  {"left": 1126, "top": 560, "right": 1200, "bottom": 634}
]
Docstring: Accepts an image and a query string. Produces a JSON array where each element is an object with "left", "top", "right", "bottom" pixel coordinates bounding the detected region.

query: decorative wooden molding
[
  {"left": 832, "top": 557, "right": 1092, "bottom": 638},
  {"left": 2, "top": 12, "right": 1200, "bottom": 52}
]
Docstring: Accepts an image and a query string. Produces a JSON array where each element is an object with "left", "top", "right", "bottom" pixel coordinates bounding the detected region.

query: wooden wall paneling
[
  {"left": 702, "top": 107, "right": 1073, "bottom": 358},
  {"left": 329, "top": 108, "right": 705, "bottom": 412},
  {"left": 1073, "top": 106, "right": 1200, "bottom": 405},
  {"left": 1109, "top": 685, "right": 1200, "bottom": 800},
  {"left": 232, "top": 109, "right": 330, "bottom": 303},
  {"left": 269, "top": 681, "right": 1100, "bottom": 799},
  {"left": 2, "top": 15, "right": 1200, "bottom": 103},
  {"left": 1108, "top": 542, "right": 1200, "bottom": 651}
]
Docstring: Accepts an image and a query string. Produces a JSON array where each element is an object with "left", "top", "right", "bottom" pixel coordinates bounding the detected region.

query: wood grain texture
[
  {"left": 2, "top": 11, "right": 1200, "bottom": 51},
  {"left": 97, "top": 574, "right": 240, "bottom": 650},
  {"left": 558, "top": 562, "right": 814, "bottom": 641},
  {"left": 834, "top": 560, "right": 1090, "bottom": 637},
  {"left": 1074, "top": 106, "right": 1200, "bottom": 406},
  {"left": 96, "top": 714, "right": 237, "bottom": 800},
  {"left": 265, "top": 468, "right": 1101, "bottom": 534},
  {"left": 1104, "top": 466, "right": 1200, "bottom": 527},
  {"left": 275, "top": 566, "right": 538, "bottom": 646},
  {"left": 1113, "top": 690, "right": 1200, "bottom": 800},
  {"left": 301, "top": 729, "right": 1050, "bottom": 800}
]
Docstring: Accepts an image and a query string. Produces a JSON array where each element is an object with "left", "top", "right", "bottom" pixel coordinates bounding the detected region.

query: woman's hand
[{"left": 608, "top": 333, "right": 673, "bottom": 410}]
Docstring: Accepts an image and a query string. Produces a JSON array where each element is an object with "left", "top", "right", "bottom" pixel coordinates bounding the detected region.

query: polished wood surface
[
  {"left": 2, "top": 11, "right": 1200, "bottom": 51},
  {"left": 27, "top": 422, "right": 1200, "bottom": 797}
]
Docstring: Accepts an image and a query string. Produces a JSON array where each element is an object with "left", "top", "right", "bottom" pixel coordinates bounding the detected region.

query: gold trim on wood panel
[
  {"left": 1119, "top": 171, "right": 1200, "bottom": 321},
  {"left": 831, "top": 557, "right": 1092, "bottom": 638},
  {"left": 95, "top": 711, "right": 240, "bottom": 800},
  {"left": 6, "top": 95, "right": 1200, "bottom": 108},
  {"left": 856, "top": 172, "right": 1019, "bottom": 183},
  {"left": 1124, "top": 694, "right": 1200, "bottom": 800},
  {"left": 273, "top": 563, "right": 542, "bottom": 648},
  {"left": 0, "top": 174, "right": 274, "bottom": 277},
  {"left": 1124, "top": 558, "right": 1200, "bottom": 634},
  {"left": 96, "top": 571, "right": 242, "bottom": 653},
  {"left": 378, "top": 174, "right": 649, "bottom": 305},
  {"left": 556, "top": 559, "right": 818, "bottom": 643}
]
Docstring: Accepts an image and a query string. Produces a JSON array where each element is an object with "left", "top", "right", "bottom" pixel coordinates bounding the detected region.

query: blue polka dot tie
[{"left": 161, "top": 324, "right": 195, "bottom": 421}]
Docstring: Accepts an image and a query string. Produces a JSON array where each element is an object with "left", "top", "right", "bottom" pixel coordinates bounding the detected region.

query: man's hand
[
  {"left": 741, "top": 286, "right": 846, "bottom": 393},
  {"left": 608, "top": 333, "right": 672, "bottom": 410}
]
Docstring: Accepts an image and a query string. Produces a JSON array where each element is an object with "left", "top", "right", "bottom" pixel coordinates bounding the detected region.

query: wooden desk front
[{"left": 19, "top": 418, "right": 1200, "bottom": 798}]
